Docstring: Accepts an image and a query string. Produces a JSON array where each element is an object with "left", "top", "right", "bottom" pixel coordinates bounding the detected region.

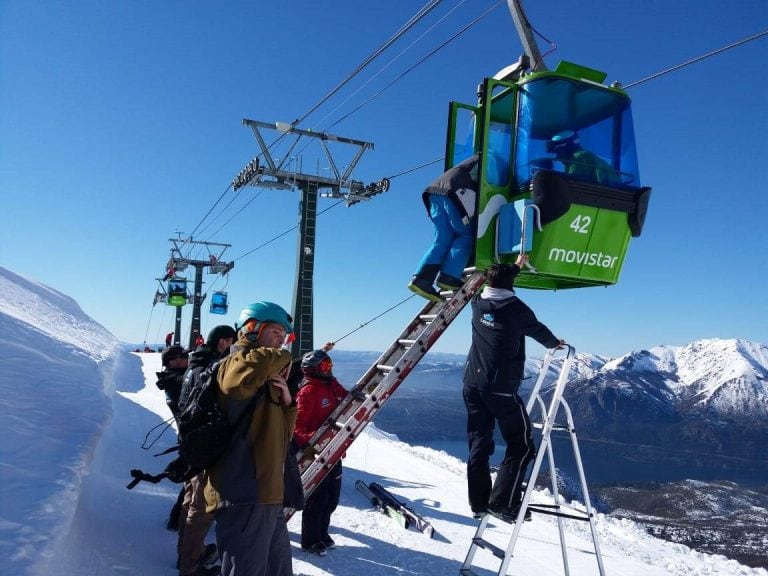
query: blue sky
[{"left": 1, "top": 0, "right": 766, "bottom": 358}]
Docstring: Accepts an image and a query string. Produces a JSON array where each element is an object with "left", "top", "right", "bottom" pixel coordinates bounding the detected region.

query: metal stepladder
[
  {"left": 460, "top": 345, "right": 606, "bottom": 576},
  {"left": 293, "top": 270, "right": 487, "bottom": 508}
]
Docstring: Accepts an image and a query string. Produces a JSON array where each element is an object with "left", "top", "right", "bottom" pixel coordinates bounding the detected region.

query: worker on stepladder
[
  {"left": 293, "top": 343, "right": 348, "bottom": 557},
  {"left": 463, "top": 256, "right": 565, "bottom": 521},
  {"left": 408, "top": 153, "right": 480, "bottom": 302}
]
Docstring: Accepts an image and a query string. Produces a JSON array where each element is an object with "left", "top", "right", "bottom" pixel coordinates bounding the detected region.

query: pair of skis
[{"left": 355, "top": 480, "right": 435, "bottom": 538}]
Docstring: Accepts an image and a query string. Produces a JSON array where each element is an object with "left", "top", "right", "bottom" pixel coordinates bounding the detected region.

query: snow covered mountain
[
  {"left": 597, "top": 339, "right": 768, "bottom": 418},
  {"left": 561, "top": 340, "right": 768, "bottom": 483},
  {"left": 1, "top": 265, "right": 766, "bottom": 576}
]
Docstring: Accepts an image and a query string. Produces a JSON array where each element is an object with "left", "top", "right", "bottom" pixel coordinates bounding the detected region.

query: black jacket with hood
[{"left": 463, "top": 290, "right": 559, "bottom": 393}]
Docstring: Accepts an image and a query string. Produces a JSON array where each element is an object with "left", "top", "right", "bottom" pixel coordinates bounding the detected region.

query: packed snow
[{"left": 1, "top": 265, "right": 766, "bottom": 576}]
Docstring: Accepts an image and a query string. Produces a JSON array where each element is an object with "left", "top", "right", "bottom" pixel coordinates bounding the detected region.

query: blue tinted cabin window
[
  {"left": 514, "top": 76, "right": 640, "bottom": 189},
  {"left": 168, "top": 278, "right": 187, "bottom": 295},
  {"left": 452, "top": 108, "right": 477, "bottom": 166},
  {"left": 487, "top": 122, "right": 511, "bottom": 186},
  {"left": 486, "top": 86, "right": 515, "bottom": 187}
]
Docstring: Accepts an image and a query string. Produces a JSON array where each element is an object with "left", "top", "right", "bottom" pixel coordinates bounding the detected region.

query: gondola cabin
[
  {"left": 446, "top": 60, "right": 651, "bottom": 289},
  {"left": 209, "top": 291, "right": 229, "bottom": 315},
  {"left": 166, "top": 277, "right": 188, "bottom": 307}
]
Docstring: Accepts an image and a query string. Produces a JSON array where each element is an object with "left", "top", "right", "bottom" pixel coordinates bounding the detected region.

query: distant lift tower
[
  {"left": 232, "top": 119, "right": 389, "bottom": 359},
  {"left": 164, "top": 238, "right": 235, "bottom": 349}
]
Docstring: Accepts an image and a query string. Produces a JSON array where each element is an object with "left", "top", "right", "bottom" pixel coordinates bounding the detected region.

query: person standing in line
[
  {"left": 155, "top": 345, "right": 190, "bottom": 532},
  {"left": 292, "top": 343, "right": 348, "bottom": 556},
  {"left": 203, "top": 302, "right": 295, "bottom": 576},
  {"left": 156, "top": 345, "right": 189, "bottom": 418},
  {"left": 463, "top": 255, "right": 565, "bottom": 520},
  {"left": 175, "top": 325, "right": 237, "bottom": 576}
]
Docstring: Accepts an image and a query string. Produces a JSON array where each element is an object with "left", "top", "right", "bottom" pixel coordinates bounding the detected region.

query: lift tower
[
  {"left": 232, "top": 119, "right": 388, "bottom": 359},
  {"left": 164, "top": 238, "right": 234, "bottom": 349}
]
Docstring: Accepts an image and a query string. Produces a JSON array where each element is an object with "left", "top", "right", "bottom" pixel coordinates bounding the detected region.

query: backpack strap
[
  {"left": 230, "top": 384, "right": 268, "bottom": 436},
  {"left": 126, "top": 468, "right": 169, "bottom": 489}
]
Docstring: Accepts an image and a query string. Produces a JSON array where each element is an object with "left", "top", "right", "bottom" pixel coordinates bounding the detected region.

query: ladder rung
[
  {"left": 472, "top": 537, "right": 505, "bottom": 559},
  {"left": 376, "top": 364, "right": 394, "bottom": 372},
  {"left": 398, "top": 339, "right": 417, "bottom": 346},
  {"left": 419, "top": 314, "right": 437, "bottom": 321},
  {"left": 532, "top": 422, "right": 570, "bottom": 431}
]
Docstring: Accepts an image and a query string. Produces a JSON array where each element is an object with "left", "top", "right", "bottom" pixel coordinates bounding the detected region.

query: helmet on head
[
  {"left": 547, "top": 130, "right": 580, "bottom": 156},
  {"left": 235, "top": 301, "right": 294, "bottom": 334},
  {"left": 301, "top": 349, "right": 333, "bottom": 379}
]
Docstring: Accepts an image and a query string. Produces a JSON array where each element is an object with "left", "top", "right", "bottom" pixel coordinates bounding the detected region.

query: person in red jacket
[{"left": 294, "top": 344, "right": 348, "bottom": 556}]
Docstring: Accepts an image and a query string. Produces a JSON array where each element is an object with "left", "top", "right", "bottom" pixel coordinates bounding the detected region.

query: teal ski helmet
[{"left": 235, "top": 301, "right": 293, "bottom": 334}]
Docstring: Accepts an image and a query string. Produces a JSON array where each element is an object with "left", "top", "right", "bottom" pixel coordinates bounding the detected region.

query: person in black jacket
[
  {"left": 157, "top": 345, "right": 190, "bottom": 419},
  {"left": 463, "top": 255, "right": 564, "bottom": 520},
  {"left": 176, "top": 325, "right": 236, "bottom": 576}
]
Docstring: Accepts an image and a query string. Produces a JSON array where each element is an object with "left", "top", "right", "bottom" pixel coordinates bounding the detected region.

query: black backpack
[{"left": 127, "top": 359, "right": 264, "bottom": 489}]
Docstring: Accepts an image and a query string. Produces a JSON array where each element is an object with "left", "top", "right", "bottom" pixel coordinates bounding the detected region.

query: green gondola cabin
[
  {"left": 166, "top": 277, "right": 188, "bottom": 307},
  {"left": 446, "top": 60, "right": 651, "bottom": 289}
]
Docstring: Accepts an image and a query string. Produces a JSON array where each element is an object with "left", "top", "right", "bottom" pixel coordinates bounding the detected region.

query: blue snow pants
[{"left": 414, "top": 194, "right": 473, "bottom": 280}]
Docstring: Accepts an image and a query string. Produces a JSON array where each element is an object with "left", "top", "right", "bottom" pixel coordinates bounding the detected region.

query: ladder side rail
[
  {"left": 300, "top": 322, "right": 450, "bottom": 496},
  {"left": 545, "top": 423, "right": 571, "bottom": 576},
  {"left": 298, "top": 298, "right": 438, "bottom": 455},
  {"left": 300, "top": 273, "right": 486, "bottom": 498},
  {"left": 298, "top": 298, "right": 446, "bottom": 476},
  {"left": 559, "top": 398, "right": 607, "bottom": 576},
  {"left": 498, "top": 346, "right": 574, "bottom": 576},
  {"left": 525, "top": 349, "right": 556, "bottom": 413},
  {"left": 497, "top": 402, "right": 554, "bottom": 575},
  {"left": 461, "top": 514, "right": 492, "bottom": 572}
]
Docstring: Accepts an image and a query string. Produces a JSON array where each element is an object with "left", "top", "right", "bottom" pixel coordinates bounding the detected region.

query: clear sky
[{"left": 1, "top": 0, "right": 766, "bottom": 358}]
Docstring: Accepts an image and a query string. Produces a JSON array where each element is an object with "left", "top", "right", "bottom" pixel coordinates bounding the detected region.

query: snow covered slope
[
  {"left": 0, "top": 266, "right": 119, "bottom": 574},
  {"left": 32, "top": 351, "right": 765, "bottom": 576}
]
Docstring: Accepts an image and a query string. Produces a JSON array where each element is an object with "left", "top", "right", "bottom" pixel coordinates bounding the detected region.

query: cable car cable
[
  {"left": 331, "top": 293, "right": 417, "bottom": 345},
  {"left": 313, "top": 0, "right": 472, "bottom": 131},
  {"left": 231, "top": 199, "right": 346, "bottom": 262},
  {"left": 142, "top": 304, "right": 156, "bottom": 347},
  {"left": 326, "top": 0, "right": 504, "bottom": 131},
  {"left": 204, "top": 189, "right": 265, "bottom": 241},
  {"left": 289, "top": 0, "right": 446, "bottom": 129},
  {"left": 195, "top": 186, "right": 252, "bottom": 239},
  {"left": 186, "top": 183, "right": 234, "bottom": 242},
  {"left": 624, "top": 28, "right": 768, "bottom": 89},
  {"left": 180, "top": 1, "right": 473, "bottom": 244}
]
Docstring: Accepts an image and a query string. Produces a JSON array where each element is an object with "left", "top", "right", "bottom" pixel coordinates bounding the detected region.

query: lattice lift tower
[
  {"left": 231, "top": 120, "right": 388, "bottom": 359},
  {"left": 160, "top": 238, "right": 234, "bottom": 349}
]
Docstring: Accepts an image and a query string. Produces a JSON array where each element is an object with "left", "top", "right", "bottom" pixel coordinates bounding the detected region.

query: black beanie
[{"left": 207, "top": 325, "right": 237, "bottom": 347}]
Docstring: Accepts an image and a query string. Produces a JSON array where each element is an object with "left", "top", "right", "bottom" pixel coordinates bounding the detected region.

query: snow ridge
[{"left": 0, "top": 266, "right": 118, "bottom": 360}]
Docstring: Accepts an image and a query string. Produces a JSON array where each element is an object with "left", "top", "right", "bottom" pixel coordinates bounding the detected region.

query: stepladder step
[{"left": 472, "top": 537, "right": 505, "bottom": 559}]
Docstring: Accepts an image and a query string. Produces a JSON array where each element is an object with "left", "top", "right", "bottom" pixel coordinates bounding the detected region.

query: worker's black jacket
[{"left": 463, "top": 292, "right": 559, "bottom": 393}]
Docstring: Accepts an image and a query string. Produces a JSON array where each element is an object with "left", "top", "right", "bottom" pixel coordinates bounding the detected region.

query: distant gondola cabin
[
  {"left": 209, "top": 291, "right": 229, "bottom": 315},
  {"left": 167, "top": 277, "right": 188, "bottom": 307}
]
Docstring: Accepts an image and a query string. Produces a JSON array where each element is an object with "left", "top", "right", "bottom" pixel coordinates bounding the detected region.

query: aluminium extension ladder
[
  {"left": 460, "top": 345, "right": 606, "bottom": 576},
  {"left": 295, "top": 270, "right": 486, "bottom": 507}
]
